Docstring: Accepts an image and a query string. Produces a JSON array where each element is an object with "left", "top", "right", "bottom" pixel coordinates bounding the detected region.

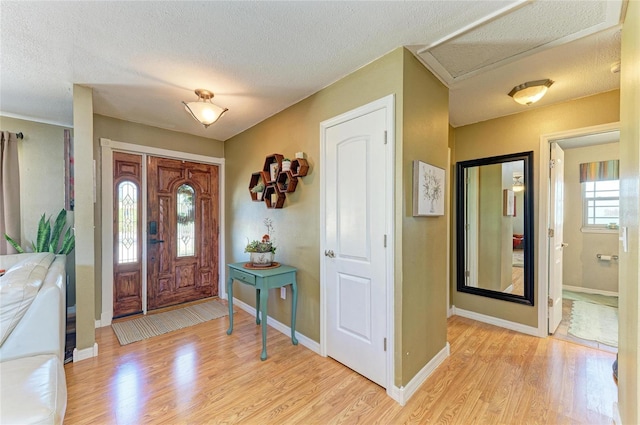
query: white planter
[
  {"left": 281, "top": 161, "right": 291, "bottom": 172},
  {"left": 256, "top": 191, "right": 263, "bottom": 201},
  {"left": 250, "top": 251, "right": 274, "bottom": 267}
]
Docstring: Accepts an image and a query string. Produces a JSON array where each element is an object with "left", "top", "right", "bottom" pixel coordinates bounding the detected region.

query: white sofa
[{"left": 0, "top": 252, "right": 67, "bottom": 425}]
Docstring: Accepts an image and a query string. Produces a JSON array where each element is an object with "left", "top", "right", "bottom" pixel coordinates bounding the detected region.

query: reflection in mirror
[{"left": 456, "top": 151, "right": 534, "bottom": 305}]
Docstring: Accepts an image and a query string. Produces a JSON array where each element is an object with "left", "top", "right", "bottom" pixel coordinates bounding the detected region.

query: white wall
[{"left": 563, "top": 142, "right": 619, "bottom": 293}]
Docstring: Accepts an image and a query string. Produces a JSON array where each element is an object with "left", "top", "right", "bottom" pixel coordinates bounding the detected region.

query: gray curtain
[{"left": 1, "top": 131, "right": 20, "bottom": 254}]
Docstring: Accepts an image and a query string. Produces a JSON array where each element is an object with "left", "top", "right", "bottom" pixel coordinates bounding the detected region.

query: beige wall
[
  {"left": 453, "top": 90, "right": 620, "bottom": 327},
  {"left": 91, "top": 114, "right": 225, "bottom": 319},
  {"left": 618, "top": 0, "right": 640, "bottom": 421},
  {"left": 562, "top": 143, "right": 619, "bottom": 293},
  {"left": 0, "top": 116, "right": 67, "bottom": 246},
  {"left": 225, "top": 48, "right": 449, "bottom": 387},
  {"left": 0, "top": 116, "right": 76, "bottom": 304},
  {"left": 73, "top": 85, "right": 96, "bottom": 351},
  {"left": 400, "top": 50, "right": 449, "bottom": 383}
]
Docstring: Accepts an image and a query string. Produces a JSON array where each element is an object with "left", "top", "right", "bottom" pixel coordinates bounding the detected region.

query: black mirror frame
[{"left": 455, "top": 151, "right": 535, "bottom": 306}]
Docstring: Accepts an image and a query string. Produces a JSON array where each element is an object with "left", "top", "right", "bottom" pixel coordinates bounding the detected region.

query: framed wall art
[{"left": 413, "top": 160, "right": 445, "bottom": 216}]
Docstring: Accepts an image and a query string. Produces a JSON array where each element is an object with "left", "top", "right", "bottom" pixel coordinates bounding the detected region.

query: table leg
[
  {"left": 255, "top": 288, "right": 261, "bottom": 325},
  {"left": 260, "top": 288, "right": 269, "bottom": 361},
  {"left": 226, "top": 276, "right": 234, "bottom": 335},
  {"left": 291, "top": 281, "right": 298, "bottom": 346}
]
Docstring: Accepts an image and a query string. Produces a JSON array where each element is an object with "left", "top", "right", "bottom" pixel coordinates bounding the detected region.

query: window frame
[{"left": 581, "top": 179, "right": 620, "bottom": 233}]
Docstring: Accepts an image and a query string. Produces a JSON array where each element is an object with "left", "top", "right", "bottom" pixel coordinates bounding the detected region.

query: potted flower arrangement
[
  {"left": 245, "top": 218, "right": 276, "bottom": 267},
  {"left": 251, "top": 182, "right": 265, "bottom": 200}
]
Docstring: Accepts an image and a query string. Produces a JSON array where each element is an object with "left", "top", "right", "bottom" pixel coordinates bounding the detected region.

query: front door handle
[
  {"left": 149, "top": 239, "right": 165, "bottom": 245},
  {"left": 324, "top": 250, "right": 335, "bottom": 258}
]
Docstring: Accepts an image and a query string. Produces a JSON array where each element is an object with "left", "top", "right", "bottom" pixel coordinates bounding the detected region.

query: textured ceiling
[{"left": 0, "top": 1, "right": 625, "bottom": 141}]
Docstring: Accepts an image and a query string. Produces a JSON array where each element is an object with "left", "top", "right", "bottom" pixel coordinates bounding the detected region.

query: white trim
[
  {"left": 100, "top": 138, "right": 226, "bottom": 325},
  {"left": 446, "top": 148, "right": 451, "bottom": 316},
  {"left": 453, "top": 306, "right": 541, "bottom": 337},
  {"left": 319, "top": 94, "right": 396, "bottom": 397},
  {"left": 0, "top": 111, "right": 72, "bottom": 128},
  {"left": 72, "top": 342, "right": 98, "bottom": 362},
  {"left": 563, "top": 285, "right": 619, "bottom": 298},
  {"left": 388, "top": 343, "right": 450, "bottom": 406},
  {"left": 231, "top": 297, "right": 320, "bottom": 354},
  {"left": 94, "top": 319, "right": 102, "bottom": 328},
  {"left": 580, "top": 227, "right": 619, "bottom": 234},
  {"left": 538, "top": 122, "right": 620, "bottom": 337}
]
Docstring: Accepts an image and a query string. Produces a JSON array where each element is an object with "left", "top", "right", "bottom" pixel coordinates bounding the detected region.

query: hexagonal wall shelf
[{"left": 249, "top": 153, "right": 309, "bottom": 208}]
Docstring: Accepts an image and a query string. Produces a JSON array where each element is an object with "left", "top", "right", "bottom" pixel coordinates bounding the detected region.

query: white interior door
[
  {"left": 549, "top": 142, "right": 565, "bottom": 334},
  {"left": 323, "top": 106, "right": 388, "bottom": 387},
  {"left": 465, "top": 167, "right": 479, "bottom": 287}
]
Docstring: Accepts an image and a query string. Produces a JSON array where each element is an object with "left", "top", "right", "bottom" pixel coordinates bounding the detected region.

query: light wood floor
[{"left": 64, "top": 306, "right": 617, "bottom": 424}]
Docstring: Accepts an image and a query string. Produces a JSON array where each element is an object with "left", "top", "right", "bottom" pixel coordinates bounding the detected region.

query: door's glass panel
[
  {"left": 118, "top": 181, "right": 138, "bottom": 264},
  {"left": 177, "top": 184, "right": 196, "bottom": 257}
]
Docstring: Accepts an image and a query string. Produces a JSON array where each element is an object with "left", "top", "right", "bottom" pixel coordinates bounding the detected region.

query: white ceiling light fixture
[
  {"left": 513, "top": 175, "right": 525, "bottom": 192},
  {"left": 508, "top": 79, "right": 554, "bottom": 106},
  {"left": 182, "top": 89, "right": 228, "bottom": 128}
]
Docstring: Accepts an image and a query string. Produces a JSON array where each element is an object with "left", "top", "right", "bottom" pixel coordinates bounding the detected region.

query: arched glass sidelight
[
  {"left": 117, "top": 180, "right": 138, "bottom": 263},
  {"left": 177, "top": 184, "right": 196, "bottom": 257}
]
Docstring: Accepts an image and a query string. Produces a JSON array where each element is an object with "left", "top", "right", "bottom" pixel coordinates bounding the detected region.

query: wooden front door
[
  {"left": 113, "top": 152, "right": 144, "bottom": 318},
  {"left": 147, "top": 156, "right": 219, "bottom": 310}
]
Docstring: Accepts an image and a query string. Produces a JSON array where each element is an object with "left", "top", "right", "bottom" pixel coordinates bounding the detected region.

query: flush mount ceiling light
[
  {"left": 513, "top": 175, "right": 524, "bottom": 192},
  {"left": 508, "top": 79, "right": 554, "bottom": 106},
  {"left": 182, "top": 89, "right": 228, "bottom": 128}
]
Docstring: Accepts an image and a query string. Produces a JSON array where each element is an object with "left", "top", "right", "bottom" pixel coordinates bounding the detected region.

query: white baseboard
[
  {"left": 503, "top": 284, "right": 514, "bottom": 294},
  {"left": 453, "top": 306, "right": 541, "bottom": 337},
  {"left": 389, "top": 343, "right": 450, "bottom": 406},
  {"left": 447, "top": 306, "right": 454, "bottom": 318},
  {"left": 231, "top": 297, "right": 320, "bottom": 354},
  {"left": 563, "top": 285, "right": 619, "bottom": 297},
  {"left": 73, "top": 342, "right": 98, "bottom": 362}
]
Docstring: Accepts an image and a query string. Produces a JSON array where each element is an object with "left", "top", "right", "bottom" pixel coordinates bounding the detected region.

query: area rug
[
  {"left": 563, "top": 290, "right": 618, "bottom": 308},
  {"left": 112, "top": 300, "right": 229, "bottom": 346},
  {"left": 569, "top": 300, "right": 618, "bottom": 347}
]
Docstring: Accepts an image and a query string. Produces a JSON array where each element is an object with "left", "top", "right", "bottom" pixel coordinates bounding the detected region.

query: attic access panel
[{"left": 417, "top": 0, "right": 623, "bottom": 86}]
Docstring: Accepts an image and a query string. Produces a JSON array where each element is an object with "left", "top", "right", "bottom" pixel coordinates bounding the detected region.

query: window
[
  {"left": 177, "top": 184, "right": 196, "bottom": 257},
  {"left": 117, "top": 181, "right": 139, "bottom": 263},
  {"left": 583, "top": 179, "right": 619, "bottom": 228}
]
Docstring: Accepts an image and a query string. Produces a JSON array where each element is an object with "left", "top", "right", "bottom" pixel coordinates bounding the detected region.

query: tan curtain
[{"left": 1, "top": 131, "right": 21, "bottom": 254}]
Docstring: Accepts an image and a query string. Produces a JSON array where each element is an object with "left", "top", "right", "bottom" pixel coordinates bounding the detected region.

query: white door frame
[
  {"left": 100, "top": 138, "right": 226, "bottom": 326},
  {"left": 537, "top": 122, "right": 619, "bottom": 337},
  {"left": 319, "top": 94, "right": 395, "bottom": 395}
]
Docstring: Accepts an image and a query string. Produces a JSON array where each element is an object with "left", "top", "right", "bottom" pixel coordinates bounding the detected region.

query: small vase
[
  {"left": 256, "top": 191, "right": 263, "bottom": 201},
  {"left": 250, "top": 251, "right": 274, "bottom": 267},
  {"left": 281, "top": 161, "right": 291, "bottom": 172}
]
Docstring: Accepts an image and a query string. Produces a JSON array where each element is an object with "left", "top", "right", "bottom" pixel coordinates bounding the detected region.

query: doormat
[
  {"left": 112, "top": 300, "right": 229, "bottom": 346},
  {"left": 569, "top": 300, "right": 618, "bottom": 347}
]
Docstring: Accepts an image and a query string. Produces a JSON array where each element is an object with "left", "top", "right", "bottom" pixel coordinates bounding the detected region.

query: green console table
[{"left": 226, "top": 262, "right": 298, "bottom": 360}]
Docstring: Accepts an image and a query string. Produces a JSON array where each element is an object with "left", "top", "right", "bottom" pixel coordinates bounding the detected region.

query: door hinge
[
  {"left": 548, "top": 297, "right": 553, "bottom": 307},
  {"left": 383, "top": 131, "right": 388, "bottom": 145},
  {"left": 384, "top": 337, "right": 387, "bottom": 352},
  {"left": 548, "top": 228, "right": 554, "bottom": 237},
  {"left": 549, "top": 159, "right": 555, "bottom": 169},
  {"left": 384, "top": 234, "right": 387, "bottom": 247}
]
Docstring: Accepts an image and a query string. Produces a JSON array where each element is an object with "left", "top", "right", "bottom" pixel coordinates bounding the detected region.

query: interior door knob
[{"left": 325, "top": 250, "right": 335, "bottom": 258}]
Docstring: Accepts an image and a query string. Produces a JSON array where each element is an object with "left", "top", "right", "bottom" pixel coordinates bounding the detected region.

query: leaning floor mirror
[{"left": 455, "top": 151, "right": 534, "bottom": 305}]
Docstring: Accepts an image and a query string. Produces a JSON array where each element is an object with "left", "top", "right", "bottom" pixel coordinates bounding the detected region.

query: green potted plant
[
  {"left": 244, "top": 218, "right": 276, "bottom": 267},
  {"left": 4, "top": 209, "right": 75, "bottom": 255},
  {"left": 281, "top": 158, "right": 292, "bottom": 172},
  {"left": 250, "top": 182, "right": 265, "bottom": 200}
]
